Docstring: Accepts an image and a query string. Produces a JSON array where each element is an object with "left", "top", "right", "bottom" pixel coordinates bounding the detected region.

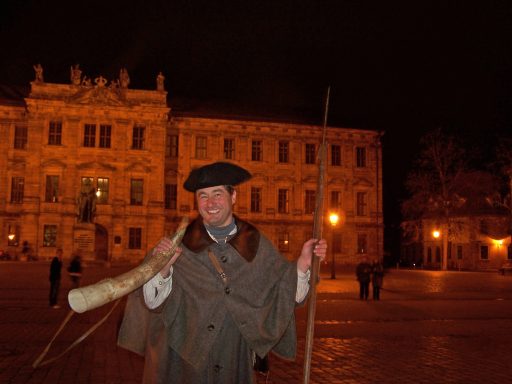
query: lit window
[
  {"left": 278, "top": 232, "right": 290, "bottom": 252},
  {"left": 97, "top": 178, "right": 109, "bottom": 204}
]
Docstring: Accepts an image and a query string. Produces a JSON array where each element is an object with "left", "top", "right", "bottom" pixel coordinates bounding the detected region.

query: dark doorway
[{"left": 95, "top": 224, "right": 108, "bottom": 261}]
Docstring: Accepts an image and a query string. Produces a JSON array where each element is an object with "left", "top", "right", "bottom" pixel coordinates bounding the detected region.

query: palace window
[
  {"left": 10, "top": 177, "right": 24, "bottom": 203},
  {"left": 331, "top": 144, "right": 341, "bottom": 166},
  {"left": 43, "top": 225, "right": 58, "bottom": 247},
  {"left": 84, "top": 124, "right": 96, "bottom": 147},
  {"left": 278, "top": 141, "right": 289, "bottom": 163},
  {"left": 129, "top": 228, "right": 142, "bottom": 249},
  {"left": 278, "top": 232, "right": 290, "bottom": 252},
  {"left": 130, "top": 179, "right": 144, "bottom": 205},
  {"left": 96, "top": 177, "right": 109, "bottom": 204},
  {"left": 251, "top": 187, "right": 262, "bottom": 213},
  {"left": 166, "top": 134, "right": 178, "bottom": 158},
  {"left": 14, "top": 126, "right": 27, "bottom": 149},
  {"left": 330, "top": 191, "right": 341, "bottom": 211},
  {"left": 45, "top": 175, "right": 59, "bottom": 203},
  {"left": 305, "top": 143, "right": 316, "bottom": 164},
  {"left": 251, "top": 140, "right": 262, "bottom": 161},
  {"left": 132, "top": 125, "right": 145, "bottom": 150},
  {"left": 48, "top": 121, "right": 62, "bottom": 145},
  {"left": 99, "top": 125, "right": 111, "bottom": 148},
  {"left": 457, "top": 245, "right": 463, "bottom": 260},
  {"left": 195, "top": 136, "right": 207, "bottom": 159},
  {"left": 357, "top": 233, "right": 367, "bottom": 254},
  {"left": 278, "top": 189, "right": 289, "bottom": 214},
  {"left": 305, "top": 190, "right": 316, "bottom": 214},
  {"left": 165, "top": 184, "right": 177, "bottom": 209},
  {"left": 356, "top": 146, "right": 367, "bottom": 168},
  {"left": 224, "top": 138, "right": 235, "bottom": 160},
  {"left": 356, "top": 192, "right": 367, "bottom": 216}
]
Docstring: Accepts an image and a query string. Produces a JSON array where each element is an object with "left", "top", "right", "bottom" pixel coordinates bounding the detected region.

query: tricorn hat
[{"left": 183, "top": 162, "right": 252, "bottom": 192}]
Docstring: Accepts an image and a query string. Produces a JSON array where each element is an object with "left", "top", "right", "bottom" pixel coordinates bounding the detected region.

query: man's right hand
[{"left": 152, "top": 238, "right": 183, "bottom": 278}]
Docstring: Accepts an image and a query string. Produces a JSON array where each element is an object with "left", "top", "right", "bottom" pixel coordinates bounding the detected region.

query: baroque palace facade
[{"left": 0, "top": 66, "right": 383, "bottom": 266}]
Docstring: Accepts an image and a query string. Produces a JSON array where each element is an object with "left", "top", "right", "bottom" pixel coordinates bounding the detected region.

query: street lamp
[
  {"left": 329, "top": 213, "right": 339, "bottom": 279},
  {"left": 432, "top": 230, "right": 440, "bottom": 239}
]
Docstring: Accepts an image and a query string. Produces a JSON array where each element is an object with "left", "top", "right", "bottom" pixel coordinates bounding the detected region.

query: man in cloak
[{"left": 118, "top": 161, "right": 327, "bottom": 383}]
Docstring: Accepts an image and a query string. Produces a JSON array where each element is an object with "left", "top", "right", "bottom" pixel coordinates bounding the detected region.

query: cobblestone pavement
[{"left": 1, "top": 262, "right": 512, "bottom": 383}]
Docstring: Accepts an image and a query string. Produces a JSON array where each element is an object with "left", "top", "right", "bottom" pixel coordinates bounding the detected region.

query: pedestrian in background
[
  {"left": 68, "top": 254, "right": 83, "bottom": 289},
  {"left": 371, "top": 259, "right": 384, "bottom": 300},
  {"left": 49, "top": 248, "right": 63, "bottom": 308},
  {"left": 356, "top": 256, "right": 372, "bottom": 300}
]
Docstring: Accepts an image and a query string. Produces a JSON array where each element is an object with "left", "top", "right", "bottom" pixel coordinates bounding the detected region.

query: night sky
[{"left": 1, "top": 0, "right": 511, "bottom": 256}]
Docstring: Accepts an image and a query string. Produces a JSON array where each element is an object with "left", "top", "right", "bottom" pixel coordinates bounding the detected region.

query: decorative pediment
[
  {"left": 302, "top": 175, "right": 317, "bottom": 184},
  {"left": 124, "top": 162, "right": 151, "bottom": 173},
  {"left": 274, "top": 175, "right": 296, "bottom": 183},
  {"left": 41, "top": 158, "right": 67, "bottom": 169},
  {"left": 66, "top": 76, "right": 132, "bottom": 107},
  {"left": 352, "top": 177, "right": 373, "bottom": 187},
  {"left": 77, "top": 161, "right": 117, "bottom": 171}
]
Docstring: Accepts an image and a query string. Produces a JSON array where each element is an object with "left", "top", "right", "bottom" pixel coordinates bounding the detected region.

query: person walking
[
  {"left": 67, "top": 254, "right": 83, "bottom": 289},
  {"left": 371, "top": 259, "right": 384, "bottom": 300},
  {"left": 118, "top": 162, "right": 327, "bottom": 384},
  {"left": 356, "top": 256, "right": 372, "bottom": 300},
  {"left": 49, "top": 249, "right": 63, "bottom": 308}
]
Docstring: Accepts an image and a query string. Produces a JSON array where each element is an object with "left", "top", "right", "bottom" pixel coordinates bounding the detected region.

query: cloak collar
[{"left": 181, "top": 215, "right": 260, "bottom": 262}]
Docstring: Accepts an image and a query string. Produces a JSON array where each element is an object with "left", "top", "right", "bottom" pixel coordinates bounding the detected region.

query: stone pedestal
[{"left": 73, "top": 223, "right": 95, "bottom": 261}]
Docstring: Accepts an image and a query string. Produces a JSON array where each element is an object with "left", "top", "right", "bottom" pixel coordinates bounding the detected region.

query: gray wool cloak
[{"left": 118, "top": 216, "right": 301, "bottom": 384}]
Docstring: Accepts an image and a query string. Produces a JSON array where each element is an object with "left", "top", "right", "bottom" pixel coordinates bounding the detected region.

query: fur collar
[{"left": 181, "top": 215, "right": 260, "bottom": 262}]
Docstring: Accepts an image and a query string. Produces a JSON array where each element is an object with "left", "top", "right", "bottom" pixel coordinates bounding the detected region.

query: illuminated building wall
[{"left": 0, "top": 73, "right": 382, "bottom": 265}]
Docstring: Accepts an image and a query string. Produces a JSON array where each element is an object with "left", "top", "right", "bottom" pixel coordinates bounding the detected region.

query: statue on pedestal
[
  {"left": 70, "top": 64, "right": 82, "bottom": 85},
  {"left": 76, "top": 182, "right": 97, "bottom": 223},
  {"left": 119, "top": 68, "right": 130, "bottom": 88},
  {"left": 156, "top": 72, "right": 165, "bottom": 91}
]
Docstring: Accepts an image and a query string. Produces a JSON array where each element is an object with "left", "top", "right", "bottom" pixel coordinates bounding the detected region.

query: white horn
[{"left": 68, "top": 216, "right": 189, "bottom": 313}]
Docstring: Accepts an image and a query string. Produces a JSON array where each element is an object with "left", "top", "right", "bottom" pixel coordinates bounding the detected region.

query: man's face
[{"left": 196, "top": 185, "right": 236, "bottom": 227}]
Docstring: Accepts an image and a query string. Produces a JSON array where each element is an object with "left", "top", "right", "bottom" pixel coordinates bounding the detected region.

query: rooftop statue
[
  {"left": 70, "top": 64, "right": 82, "bottom": 85},
  {"left": 119, "top": 68, "right": 130, "bottom": 88},
  {"left": 33, "top": 64, "right": 44, "bottom": 83},
  {"left": 157, "top": 72, "right": 165, "bottom": 91}
]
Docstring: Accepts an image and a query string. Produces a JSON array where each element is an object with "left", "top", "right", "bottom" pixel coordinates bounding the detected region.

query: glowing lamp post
[
  {"left": 329, "top": 213, "right": 339, "bottom": 279},
  {"left": 432, "top": 230, "right": 440, "bottom": 239}
]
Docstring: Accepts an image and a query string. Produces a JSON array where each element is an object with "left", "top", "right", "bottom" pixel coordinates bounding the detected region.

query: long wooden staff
[{"left": 303, "top": 86, "right": 330, "bottom": 384}]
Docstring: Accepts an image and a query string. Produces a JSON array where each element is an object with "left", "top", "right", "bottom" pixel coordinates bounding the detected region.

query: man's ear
[{"left": 231, "top": 190, "right": 237, "bottom": 205}]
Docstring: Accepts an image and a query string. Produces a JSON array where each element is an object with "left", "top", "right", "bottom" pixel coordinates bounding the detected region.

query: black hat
[{"left": 183, "top": 162, "right": 252, "bottom": 192}]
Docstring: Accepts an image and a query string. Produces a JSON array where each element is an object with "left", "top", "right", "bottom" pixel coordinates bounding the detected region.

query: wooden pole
[{"left": 303, "top": 86, "right": 330, "bottom": 383}]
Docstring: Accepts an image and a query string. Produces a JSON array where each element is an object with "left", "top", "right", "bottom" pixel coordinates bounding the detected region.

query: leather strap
[{"left": 207, "top": 248, "right": 227, "bottom": 285}]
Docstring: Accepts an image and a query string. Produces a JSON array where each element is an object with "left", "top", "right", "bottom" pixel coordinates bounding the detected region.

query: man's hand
[
  {"left": 297, "top": 238, "right": 327, "bottom": 273},
  {"left": 152, "top": 238, "right": 183, "bottom": 278}
]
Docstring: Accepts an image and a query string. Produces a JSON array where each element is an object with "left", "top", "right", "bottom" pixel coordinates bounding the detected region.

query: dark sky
[{"left": 1, "top": 0, "right": 511, "bottom": 252}]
